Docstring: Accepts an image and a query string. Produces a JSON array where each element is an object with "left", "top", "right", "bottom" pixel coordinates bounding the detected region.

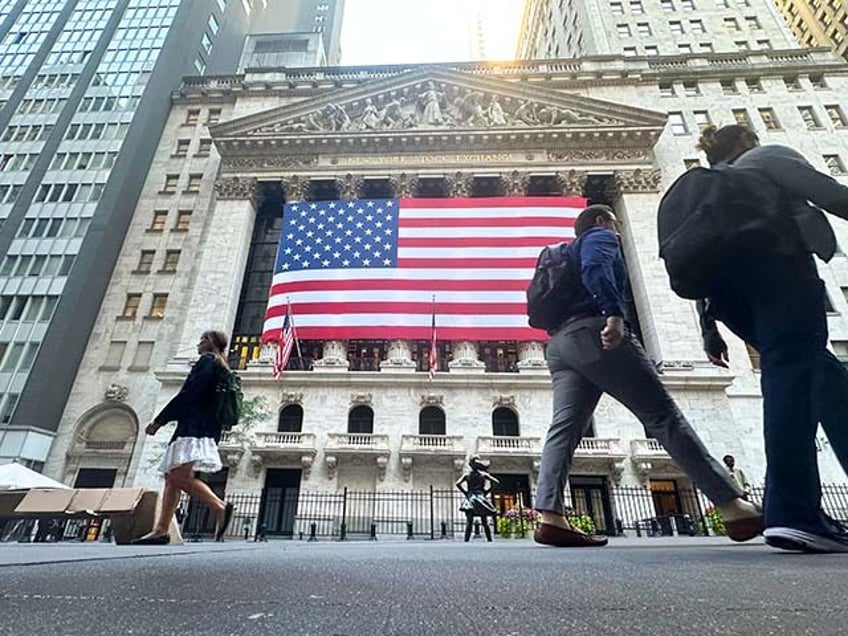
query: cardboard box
[
  {"left": 66, "top": 489, "right": 110, "bottom": 515},
  {"left": 14, "top": 488, "right": 75, "bottom": 514}
]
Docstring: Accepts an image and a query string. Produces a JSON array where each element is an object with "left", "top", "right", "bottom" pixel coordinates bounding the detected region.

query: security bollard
[
  {"left": 635, "top": 521, "right": 642, "bottom": 538},
  {"left": 406, "top": 521, "right": 414, "bottom": 540},
  {"left": 339, "top": 522, "right": 347, "bottom": 541},
  {"left": 308, "top": 522, "right": 318, "bottom": 542},
  {"left": 440, "top": 521, "right": 448, "bottom": 539},
  {"left": 370, "top": 523, "right": 378, "bottom": 541},
  {"left": 473, "top": 520, "right": 481, "bottom": 539},
  {"left": 244, "top": 524, "right": 250, "bottom": 541}
]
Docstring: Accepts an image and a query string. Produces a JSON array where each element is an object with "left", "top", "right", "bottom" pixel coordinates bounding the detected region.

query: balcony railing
[
  {"left": 254, "top": 432, "right": 317, "bottom": 449},
  {"left": 574, "top": 438, "right": 626, "bottom": 457},
  {"left": 630, "top": 438, "right": 671, "bottom": 458},
  {"left": 400, "top": 435, "right": 465, "bottom": 454},
  {"left": 476, "top": 436, "right": 542, "bottom": 455},
  {"left": 326, "top": 433, "right": 390, "bottom": 453}
]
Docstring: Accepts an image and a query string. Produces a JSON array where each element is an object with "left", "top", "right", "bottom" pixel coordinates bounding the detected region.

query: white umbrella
[{"left": 0, "top": 462, "right": 71, "bottom": 491}]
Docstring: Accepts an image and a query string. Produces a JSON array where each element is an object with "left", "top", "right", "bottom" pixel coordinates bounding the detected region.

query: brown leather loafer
[
  {"left": 533, "top": 522, "right": 608, "bottom": 547},
  {"left": 725, "top": 514, "right": 764, "bottom": 542}
]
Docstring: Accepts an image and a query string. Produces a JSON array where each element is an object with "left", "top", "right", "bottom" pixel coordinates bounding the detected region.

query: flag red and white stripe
[{"left": 262, "top": 196, "right": 585, "bottom": 342}]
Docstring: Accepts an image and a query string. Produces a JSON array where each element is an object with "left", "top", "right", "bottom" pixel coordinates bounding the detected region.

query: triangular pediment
[{"left": 211, "top": 66, "right": 666, "bottom": 143}]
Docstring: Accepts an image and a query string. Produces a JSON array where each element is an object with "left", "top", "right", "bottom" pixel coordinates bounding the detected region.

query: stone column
[
  {"left": 501, "top": 170, "right": 530, "bottom": 196},
  {"left": 389, "top": 173, "right": 419, "bottom": 198},
  {"left": 444, "top": 171, "right": 472, "bottom": 198},
  {"left": 516, "top": 341, "right": 547, "bottom": 374},
  {"left": 335, "top": 173, "right": 364, "bottom": 199},
  {"left": 555, "top": 169, "right": 588, "bottom": 196},
  {"left": 313, "top": 340, "right": 349, "bottom": 371},
  {"left": 607, "top": 168, "right": 705, "bottom": 363},
  {"left": 380, "top": 339, "right": 416, "bottom": 372},
  {"left": 170, "top": 177, "right": 261, "bottom": 368},
  {"left": 281, "top": 175, "right": 310, "bottom": 202},
  {"left": 448, "top": 341, "right": 485, "bottom": 372}
]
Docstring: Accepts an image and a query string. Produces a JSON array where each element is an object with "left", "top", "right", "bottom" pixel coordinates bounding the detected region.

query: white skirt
[{"left": 158, "top": 436, "right": 222, "bottom": 474}]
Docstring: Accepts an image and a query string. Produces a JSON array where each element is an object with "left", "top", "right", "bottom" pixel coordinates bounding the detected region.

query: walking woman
[{"left": 132, "top": 330, "right": 235, "bottom": 545}]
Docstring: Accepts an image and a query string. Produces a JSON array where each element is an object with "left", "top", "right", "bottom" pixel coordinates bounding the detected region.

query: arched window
[
  {"left": 278, "top": 404, "right": 303, "bottom": 433},
  {"left": 348, "top": 405, "right": 374, "bottom": 434},
  {"left": 492, "top": 407, "right": 519, "bottom": 437},
  {"left": 418, "top": 406, "right": 446, "bottom": 435}
]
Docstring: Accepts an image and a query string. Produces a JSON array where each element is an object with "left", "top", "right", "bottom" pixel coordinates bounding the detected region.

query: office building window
[
  {"left": 699, "top": 42, "right": 715, "bottom": 53},
  {"left": 681, "top": 0, "right": 695, "bottom": 8},
  {"left": 131, "top": 341, "right": 154, "bottom": 370},
  {"left": 736, "top": 40, "right": 750, "bottom": 50},
  {"left": 690, "top": 19, "right": 705, "bottom": 33},
  {"left": 824, "top": 155, "right": 847, "bottom": 175},
  {"left": 668, "top": 112, "right": 688, "bottom": 135},
  {"left": 784, "top": 75, "right": 802, "bottom": 91},
  {"left": 161, "top": 174, "right": 179, "bottom": 193},
  {"left": 756, "top": 39, "right": 771, "bottom": 50},
  {"left": 122, "top": 294, "right": 141, "bottom": 318},
  {"left": 659, "top": 83, "right": 676, "bottom": 98},
  {"left": 759, "top": 108, "right": 781, "bottom": 130},
  {"left": 721, "top": 79, "right": 739, "bottom": 94},
  {"left": 661, "top": 0, "right": 675, "bottom": 11},
  {"left": 745, "top": 16, "right": 761, "bottom": 30},
  {"left": 207, "top": 108, "right": 222, "bottom": 125},
  {"left": 135, "top": 250, "right": 154, "bottom": 273},
  {"left": 637, "top": 22, "right": 652, "bottom": 36},
  {"left": 798, "top": 106, "right": 822, "bottom": 129},
  {"left": 150, "top": 210, "right": 168, "bottom": 232},
  {"left": 724, "top": 17, "right": 740, "bottom": 31},
  {"left": 208, "top": 14, "right": 220, "bottom": 35},
  {"left": 196, "top": 139, "right": 212, "bottom": 156},
  {"left": 670, "top": 20, "right": 684, "bottom": 35},
  {"left": 174, "top": 139, "right": 190, "bottom": 157},
  {"left": 630, "top": 0, "right": 645, "bottom": 13},
  {"left": 693, "top": 111, "right": 712, "bottom": 131},
  {"left": 102, "top": 341, "right": 126, "bottom": 369},
  {"left": 617, "top": 24, "right": 631, "bottom": 37},
  {"left": 683, "top": 81, "right": 699, "bottom": 96},
  {"left": 825, "top": 105, "right": 847, "bottom": 127},
  {"left": 746, "top": 78, "right": 764, "bottom": 93},
  {"left": 732, "top": 108, "right": 753, "bottom": 127},
  {"left": 809, "top": 74, "right": 828, "bottom": 89},
  {"left": 684, "top": 158, "right": 701, "bottom": 169},
  {"left": 623, "top": 46, "right": 637, "bottom": 56},
  {"left": 185, "top": 174, "right": 203, "bottom": 193},
  {"left": 645, "top": 45, "right": 659, "bottom": 55},
  {"left": 185, "top": 109, "right": 200, "bottom": 125},
  {"left": 149, "top": 294, "right": 168, "bottom": 318},
  {"left": 162, "top": 250, "right": 180, "bottom": 273},
  {"left": 174, "top": 210, "right": 192, "bottom": 232}
]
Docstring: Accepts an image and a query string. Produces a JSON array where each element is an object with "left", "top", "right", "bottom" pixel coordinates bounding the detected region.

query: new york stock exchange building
[{"left": 45, "top": 48, "right": 848, "bottom": 539}]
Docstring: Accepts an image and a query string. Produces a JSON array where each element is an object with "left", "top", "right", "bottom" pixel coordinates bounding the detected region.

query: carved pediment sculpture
[{"left": 104, "top": 384, "right": 129, "bottom": 402}]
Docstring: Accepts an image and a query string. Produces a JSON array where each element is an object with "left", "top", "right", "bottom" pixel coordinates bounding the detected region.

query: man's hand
[
  {"left": 144, "top": 422, "right": 161, "bottom": 436},
  {"left": 704, "top": 332, "right": 729, "bottom": 368},
  {"left": 601, "top": 316, "right": 624, "bottom": 350}
]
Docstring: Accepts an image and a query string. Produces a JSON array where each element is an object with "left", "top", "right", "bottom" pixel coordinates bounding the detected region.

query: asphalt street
[{"left": 1, "top": 536, "right": 846, "bottom": 636}]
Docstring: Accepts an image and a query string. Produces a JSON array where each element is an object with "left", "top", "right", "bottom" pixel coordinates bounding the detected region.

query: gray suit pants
[{"left": 535, "top": 317, "right": 742, "bottom": 515}]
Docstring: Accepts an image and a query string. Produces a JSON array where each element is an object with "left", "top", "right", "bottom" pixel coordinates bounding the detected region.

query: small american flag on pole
[
  {"left": 261, "top": 196, "right": 586, "bottom": 342},
  {"left": 428, "top": 298, "right": 437, "bottom": 381},
  {"left": 272, "top": 303, "right": 295, "bottom": 378}
]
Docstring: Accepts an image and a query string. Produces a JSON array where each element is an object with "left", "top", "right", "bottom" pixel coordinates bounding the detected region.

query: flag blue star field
[{"left": 261, "top": 196, "right": 586, "bottom": 342}]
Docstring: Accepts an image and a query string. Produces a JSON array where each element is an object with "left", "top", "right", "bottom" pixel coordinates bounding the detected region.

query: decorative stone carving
[
  {"left": 659, "top": 360, "right": 696, "bottom": 371},
  {"left": 444, "top": 172, "right": 472, "bottom": 198},
  {"left": 221, "top": 155, "right": 318, "bottom": 171},
  {"left": 610, "top": 168, "right": 663, "bottom": 195},
  {"left": 249, "top": 81, "right": 621, "bottom": 135},
  {"left": 548, "top": 148, "right": 652, "bottom": 163},
  {"left": 554, "top": 170, "right": 589, "bottom": 196},
  {"left": 453, "top": 457, "right": 466, "bottom": 472},
  {"left": 351, "top": 392, "right": 373, "bottom": 406},
  {"left": 493, "top": 395, "right": 516, "bottom": 408},
  {"left": 325, "top": 454, "right": 338, "bottom": 479},
  {"left": 313, "top": 340, "right": 349, "bottom": 370},
  {"left": 335, "top": 173, "right": 364, "bottom": 199},
  {"left": 501, "top": 170, "right": 530, "bottom": 196},
  {"left": 420, "top": 393, "right": 444, "bottom": 407},
  {"left": 250, "top": 454, "right": 264, "bottom": 475},
  {"left": 380, "top": 340, "right": 416, "bottom": 371},
  {"left": 220, "top": 450, "right": 244, "bottom": 469},
  {"left": 214, "top": 176, "right": 261, "bottom": 204},
  {"left": 401, "top": 456, "right": 413, "bottom": 481},
  {"left": 532, "top": 458, "right": 541, "bottom": 476},
  {"left": 516, "top": 342, "right": 546, "bottom": 370},
  {"left": 281, "top": 392, "right": 304, "bottom": 405},
  {"left": 104, "top": 384, "right": 129, "bottom": 402},
  {"left": 634, "top": 461, "right": 653, "bottom": 481},
  {"left": 281, "top": 175, "right": 310, "bottom": 202},
  {"left": 388, "top": 173, "right": 419, "bottom": 198},
  {"left": 301, "top": 454, "right": 314, "bottom": 479},
  {"left": 376, "top": 455, "right": 389, "bottom": 481},
  {"left": 610, "top": 460, "right": 625, "bottom": 486},
  {"left": 448, "top": 341, "right": 485, "bottom": 369}
]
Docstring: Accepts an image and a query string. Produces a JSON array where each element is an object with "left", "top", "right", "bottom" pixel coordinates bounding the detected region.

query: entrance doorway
[
  {"left": 569, "top": 475, "right": 614, "bottom": 535},
  {"left": 259, "top": 468, "right": 302, "bottom": 537},
  {"left": 649, "top": 479, "right": 683, "bottom": 536},
  {"left": 491, "top": 473, "right": 531, "bottom": 514}
]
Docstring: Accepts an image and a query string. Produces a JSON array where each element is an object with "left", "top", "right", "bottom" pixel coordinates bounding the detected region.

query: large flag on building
[{"left": 261, "top": 196, "right": 586, "bottom": 342}]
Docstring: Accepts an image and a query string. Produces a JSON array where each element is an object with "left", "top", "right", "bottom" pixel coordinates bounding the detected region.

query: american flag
[
  {"left": 272, "top": 307, "right": 295, "bottom": 377},
  {"left": 261, "top": 196, "right": 586, "bottom": 342}
]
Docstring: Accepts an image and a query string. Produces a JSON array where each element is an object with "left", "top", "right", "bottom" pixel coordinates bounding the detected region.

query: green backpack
[{"left": 213, "top": 366, "right": 243, "bottom": 431}]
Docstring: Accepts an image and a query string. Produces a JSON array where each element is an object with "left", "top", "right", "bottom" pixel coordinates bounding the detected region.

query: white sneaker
[{"left": 764, "top": 527, "right": 848, "bottom": 553}]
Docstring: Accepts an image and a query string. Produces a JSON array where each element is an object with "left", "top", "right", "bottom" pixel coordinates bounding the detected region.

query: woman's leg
[
  {"left": 150, "top": 476, "right": 182, "bottom": 536},
  {"left": 481, "top": 516, "right": 493, "bottom": 542},
  {"left": 464, "top": 512, "right": 474, "bottom": 542}
]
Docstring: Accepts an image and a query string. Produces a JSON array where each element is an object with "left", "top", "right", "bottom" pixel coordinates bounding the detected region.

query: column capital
[
  {"left": 554, "top": 169, "right": 588, "bottom": 196},
  {"left": 281, "top": 175, "right": 310, "bottom": 202},
  {"left": 500, "top": 170, "right": 530, "bottom": 196},
  {"left": 388, "top": 173, "right": 419, "bottom": 198},
  {"left": 444, "top": 171, "right": 473, "bottom": 198},
  {"left": 335, "top": 173, "right": 364, "bottom": 199},
  {"left": 214, "top": 176, "right": 262, "bottom": 205},
  {"left": 608, "top": 168, "right": 663, "bottom": 197}
]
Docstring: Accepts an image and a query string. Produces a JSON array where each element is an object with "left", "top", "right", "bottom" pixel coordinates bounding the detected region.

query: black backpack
[
  {"left": 212, "top": 365, "right": 243, "bottom": 431},
  {"left": 657, "top": 166, "right": 794, "bottom": 300},
  {"left": 526, "top": 240, "right": 582, "bottom": 332}
]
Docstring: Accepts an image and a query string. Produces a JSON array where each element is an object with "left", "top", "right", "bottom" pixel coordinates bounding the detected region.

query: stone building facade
[{"left": 43, "top": 47, "right": 848, "bottom": 535}]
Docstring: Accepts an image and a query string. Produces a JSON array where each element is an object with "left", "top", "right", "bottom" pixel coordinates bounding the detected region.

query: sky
[{"left": 339, "top": 0, "right": 525, "bottom": 66}]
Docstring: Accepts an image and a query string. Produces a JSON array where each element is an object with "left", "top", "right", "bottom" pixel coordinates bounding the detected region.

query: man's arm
[
  {"left": 766, "top": 147, "right": 848, "bottom": 219},
  {"left": 580, "top": 229, "right": 626, "bottom": 349},
  {"left": 696, "top": 299, "right": 729, "bottom": 368}
]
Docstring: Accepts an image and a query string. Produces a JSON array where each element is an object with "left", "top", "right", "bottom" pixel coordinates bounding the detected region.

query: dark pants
[{"left": 712, "top": 257, "right": 848, "bottom": 533}]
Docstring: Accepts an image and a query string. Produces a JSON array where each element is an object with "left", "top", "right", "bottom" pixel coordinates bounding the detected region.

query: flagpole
[
  {"left": 428, "top": 294, "right": 437, "bottom": 382},
  {"left": 286, "top": 297, "right": 303, "bottom": 361}
]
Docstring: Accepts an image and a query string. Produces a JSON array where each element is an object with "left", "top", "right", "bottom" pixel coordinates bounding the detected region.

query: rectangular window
[
  {"left": 22, "top": 297, "right": 43, "bottom": 322},
  {"left": 150, "top": 210, "right": 167, "bottom": 231},
  {"left": 174, "top": 210, "right": 192, "bottom": 232},
  {"left": 161, "top": 174, "right": 179, "bottom": 193},
  {"left": 759, "top": 108, "right": 781, "bottom": 130},
  {"left": 732, "top": 108, "right": 753, "bottom": 127},
  {"left": 745, "top": 16, "right": 761, "bottom": 30},
  {"left": 185, "top": 109, "right": 200, "bottom": 125},
  {"left": 735, "top": 40, "right": 750, "bottom": 50},
  {"left": 131, "top": 341, "right": 154, "bottom": 370},
  {"left": 669, "top": 20, "right": 684, "bottom": 35},
  {"left": 623, "top": 46, "right": 637, "bottom": 57},
  {"left": 825, "top": 105, "right": 847, "bottom": 127},
  {"left": 684, "top": 158, "right": 701, "bottom": 170},
  {"left": 617, "top": 24, "right": 632, "bottom": 37},
  {"left": 122, "top": 294, "right": 141, "bottom": 318},
  {"left": 724, "top": 17, "right": 740, "bottom": 31},
  {"left": 661, "top": 0, "right": 675, "bottom": 11},
  {"left": 103, "top": 340, "right": 125, "bottom": 369},
  {"left": 824, "top": 155, "right": 847, "bottom": 175},
  {"left": 681, "top": 0, "right": 695, "bottom": 8},
  {"left": 798, "top": 106, "right": 822, "bottom": 129},
  {"left": 668, "top": 112, "right": 688, "bottom": 135},
  {"left": 809, "top": 74, "right": 828, "bottom": 89},
  {"left": 0, "top": 393, "right": 18, "bottom": 424},
  {"left": 149, "top": 294, "right": 168, "bottom": 318},
  {"left": 690, "top": 19, "right": 705, "bottom": 33},
  {"left": 746, "top": 78, "right": 764, "bottom": 93},
  {"left": 630, "top": 0, "right": 645, "bottom": 12},
  {"left": 207, "top": 108, "right": 222, "bottom": 125},
  {"left": 693, "top": 111, "right": 712, "bottom": 131},
  {"left": 185, "top": 174, "right": 203, "bottom": 193},
  {"left": 683, "top": 81, "right": 699, "bottom": 96},
  {"left": 162, "top": 250, "right": 180, "bottom": 273},
  {"left": 136, "top": 250, "right": 155, "bottom": 273},
  {"left": 174, "top": 139, "right": 190, "bottom": 157},
  {"left": 644, "top": 45, "right": 659, "bottom": 55},
  {"left": 721, "top": 79, "right": 738, "bottom": 94},
  {"left": 1, "top": 343, "right": 24, "bottom": 371},
  {"left": 784, "top": 75, "right": 802, "bottom": 90},
  {"left": 637, "top": 22, "right": 652, "bottom": 36},
  {"left": 756, "top": 39, "right": 771, "bottom": 50},
  {"left": 611, "top": 1, "right": 624, "bottom": 14},
  {"left": 196, "top": 139, "right": 212, "bottom": 156}
]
